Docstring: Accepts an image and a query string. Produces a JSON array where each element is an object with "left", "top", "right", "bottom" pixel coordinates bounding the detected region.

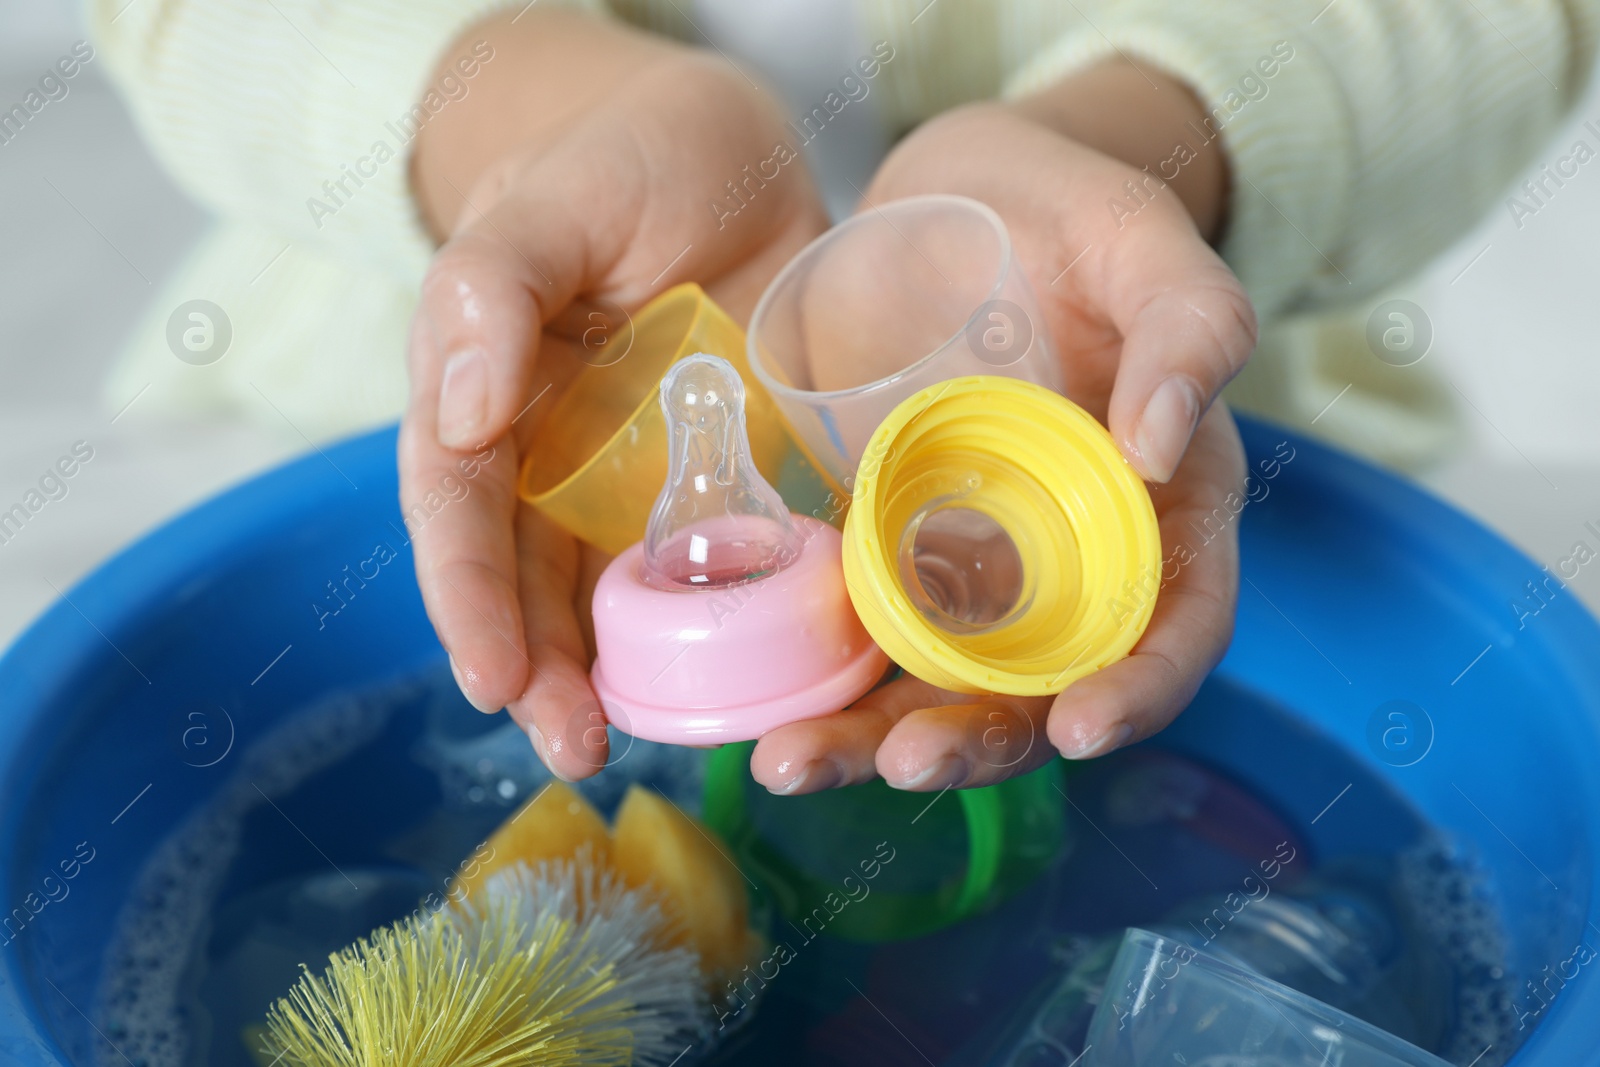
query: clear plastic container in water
[
  {"left": 1083, "top": 928, "right": 1455, "bottom": 1067},
  {"left": 746, "top": 194, "right": 1062, "bottom": 491}
]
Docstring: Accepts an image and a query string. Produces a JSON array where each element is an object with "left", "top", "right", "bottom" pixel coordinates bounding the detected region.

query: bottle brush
[{"left": 257, "top": 852, "right": 706, "bottom": 1067}]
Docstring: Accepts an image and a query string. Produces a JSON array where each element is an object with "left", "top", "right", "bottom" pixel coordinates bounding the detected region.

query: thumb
[
  {"left": 1101, "top": 228, "right": 1257, "bottom": 482},
  {"left": 412, "top": 140, "right": 644, "bottom": 451}
]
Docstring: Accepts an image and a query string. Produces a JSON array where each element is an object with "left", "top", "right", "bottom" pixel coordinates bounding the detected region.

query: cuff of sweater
[
  {"left": 303, "top": 0, "right": 611, "bottom": 282},
  {"left": 1001, "top": 8, "right": 1354, "bottom": 319}
]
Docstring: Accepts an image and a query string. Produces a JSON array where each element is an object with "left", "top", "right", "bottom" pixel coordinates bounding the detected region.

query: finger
[
  {"left": 503, "top": 505, "right": 611, "bottom": 781},
  {"left": 749, "top": 674, "right": 962, "bottom": 795},
  {"left": 416, "top": 56, "right": 816, "bottom": 453},
  {"left": 413, "top": 157, "right": 622, "bottom": 451},
  {"left": 1048, "top": 406, "right": 1244, "bottom": 757},
  {"left": 515, "top": 644, "right": 606, "bottom": 781},
  {"left": 1099, "top": 218, "right": 1257, "bottom": 483},
  {"left": 399, "top": 401, "right": 528, "bottom": 714},
  {"left": 571, "top": 540, "right": 611, "bottom": 662},
  {"left": 403, "top": 138, "right": 637, "bottom": 710},
  {"left": 875, "top": 696, "right": 1057, "bottom": 791},
  {"left": 413, "top": 95, "right": 665, "bottom": 451}
]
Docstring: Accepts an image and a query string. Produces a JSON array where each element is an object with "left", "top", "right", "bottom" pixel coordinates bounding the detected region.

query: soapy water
[
  {"left": 92, "top": 668, "right": 708, "bottom": 1067},
  {"left": 1399, "top": 841, "right": 1522, "bottom": 1066},
  {"left": 967, "top": 840, "right": 1518, "bottom": 1067},
  {"left": 90, "top": 667, "right": 1524, "bottom": 1067},
  {"left": 93, "top": 685, "right": 395, "bottom": 1067}
]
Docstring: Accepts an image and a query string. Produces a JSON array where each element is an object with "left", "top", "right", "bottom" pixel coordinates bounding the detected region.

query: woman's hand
[
  {"left": 750, "top": 66, "right": 1257, "bottom": 795},
  {"left": 402, "top": 9, "right": 828, "bottom": 779}
]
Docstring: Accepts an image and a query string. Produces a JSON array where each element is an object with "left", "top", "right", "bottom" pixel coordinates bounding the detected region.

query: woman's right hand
[
  {"left": 401, "top": 9, "right": 829, "bottom": 779},
  {"left": 749, "top": 72, "right": 1255, "bottom": 797}
]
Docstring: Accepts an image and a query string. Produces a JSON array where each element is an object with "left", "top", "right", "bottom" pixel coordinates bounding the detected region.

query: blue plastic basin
[{"left": 0, "top": 418, "right": 1595, "bottom": 1064}]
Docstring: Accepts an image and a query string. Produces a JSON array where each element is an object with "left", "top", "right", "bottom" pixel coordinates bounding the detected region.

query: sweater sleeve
[
  {"left": 86, "top": 0, "right": 608, "bottom": 284},
  {"left": 994, "top": 0, "right": 1600, "bottom": 319}
]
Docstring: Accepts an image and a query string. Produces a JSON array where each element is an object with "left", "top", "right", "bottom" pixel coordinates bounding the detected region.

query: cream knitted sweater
[{"left": 88, "top": 0, "right": 1600, "bottom": 464}]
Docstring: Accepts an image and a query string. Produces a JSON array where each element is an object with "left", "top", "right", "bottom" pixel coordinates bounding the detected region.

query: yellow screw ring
[{"left": 842, "top": 377, "right": 1161, "bottom": 696}]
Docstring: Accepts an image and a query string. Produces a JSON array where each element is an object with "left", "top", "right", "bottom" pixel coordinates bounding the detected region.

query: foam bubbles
[
  {"left": 1397, "top": 838, "right": 1520, "bottom": 1066},
  {"left": 93, "top": 687, "right": 396, "bottom": 1067}
]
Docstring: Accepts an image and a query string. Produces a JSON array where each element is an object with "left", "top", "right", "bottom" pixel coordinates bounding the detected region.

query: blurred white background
[{"left": 3, "top": 1, "right": 1600, "bottom": 648}]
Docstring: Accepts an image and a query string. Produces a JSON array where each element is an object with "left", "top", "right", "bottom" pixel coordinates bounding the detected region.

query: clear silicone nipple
[{"left": 641, "top": 354, "right": 804, "bottom": 591}]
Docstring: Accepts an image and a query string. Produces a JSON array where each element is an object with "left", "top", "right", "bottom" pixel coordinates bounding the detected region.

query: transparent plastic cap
[
  {"left": 1083, "top": 929, "right": 1454, "bottom": 1067},
  {"left": 642, "top": 354, "right": 804, "bottom": 591}
]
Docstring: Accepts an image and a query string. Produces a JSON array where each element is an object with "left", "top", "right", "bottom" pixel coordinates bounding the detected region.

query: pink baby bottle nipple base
[
  {"left": 589, "top": 354, "right": 887, "bottom": 744},
  {"left": 592, "top": 517, "right": 889, "bottom": 744}
]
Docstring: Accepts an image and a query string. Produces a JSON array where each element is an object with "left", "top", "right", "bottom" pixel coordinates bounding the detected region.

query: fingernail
[
  {"left": 438, "top": 347, "right": 488, "bottom": 449},
  {"left": 526, "top": 722, "right": 574, "bottom": 781},
  {"left": 1132, "top": 376, "right": 1201, "bottom": 483},
  {"left": 449, "top": 653, "right": 496, "bottom": 713},
  {"left": 1064, "top": 722, "right": 1134, "bottom": 760},
  {"left": 890, "top": 753, "right": 970, "bottom": 792},
  {"left": 772, "top": 759, "right": 844, "bottom": 796}
]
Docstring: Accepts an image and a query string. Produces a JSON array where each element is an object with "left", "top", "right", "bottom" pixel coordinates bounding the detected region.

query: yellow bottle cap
[
  {"left": 519, "top": 283, "right": 796, "bottom": 557},
  {"left": 842, "top": 376, "right": 1161, "bottom": 696}
]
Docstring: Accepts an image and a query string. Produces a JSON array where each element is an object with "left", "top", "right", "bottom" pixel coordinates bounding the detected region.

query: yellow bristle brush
[{"left": 254, "top": 783, "right": 759, "bottom": 1066}]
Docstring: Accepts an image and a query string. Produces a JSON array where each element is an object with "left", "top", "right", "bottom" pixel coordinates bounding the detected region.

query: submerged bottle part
[
  {"left": 642, "top": 355, "right": 804, "bottom": 591},
  {"left": 589, "top": 355, "right": 887, "bottom": 745}
]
